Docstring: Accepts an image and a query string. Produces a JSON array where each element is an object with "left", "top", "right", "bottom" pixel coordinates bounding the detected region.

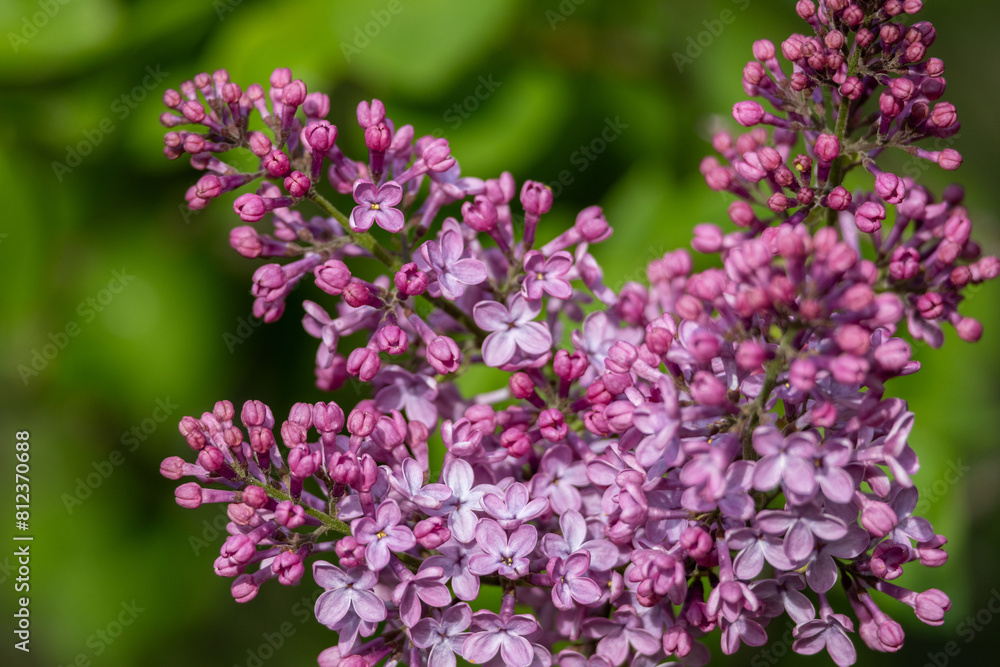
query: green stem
[{"left": 824, "top": 39, "right": 863, "bottom": 227}]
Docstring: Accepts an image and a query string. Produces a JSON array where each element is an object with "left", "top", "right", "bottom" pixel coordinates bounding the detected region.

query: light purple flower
[
  {"left": 756, "top": 505, "right": 849, "bottom": 566},
  {"left": 582, "top": 606, "right": 660, "bottom": 665},
  {"left": 373, "top": 365, "right": 438, "bottom": 427},
  {"left": 424, "top": 540, "right": 481, "bottom": 601},
  {"left": 469, "top": 519, "right": 537, "bottom": 579},
  {"left": 521, "top": 250, "right": 573, "bottom": 300},
  {"left": 349, "top": 179, "right": 405, "bottom": 233},
  {"left": 313, "top": 561, "right": 386, "bottom": 628},
  {"left": 415, "top": 227, "right": 488, "bottom": 300},
  {"left": 751, "top": 427, "right": 819, "bottom": 498},
  {"left": 530, "top": 444, "right": 589, "bottom": 514},
  {"left": 540, "top": 509, "right": 619, "bottom": 571},
  {"left": 393, "top": 564, "right": 452, "bottom": 627},
  {"left": 463, "top": 610, "right": 540, "bottom": 667},
  {"left": 387, "top": 458, "right": 453, "bottom": 511},
  {"left": 548, "top": 552, "right": 602, "bottom": 610},
  {"left": 793, "top": 612, "right": 857, "bottom": 667},
  {"left": 351, "top": 499, "right": 416, "bottom": 571},
  {"left": 429, "top": 459, "right": 486, "bottom": 543},
  {"left": 410, "top": 603, "right": 472, "bottom": 667},
  {"left": 473, "top": 295, "right": 552, "bottom": 368},
  {"left": 481, "top": 482, "right": 549, "bottom": 529}
]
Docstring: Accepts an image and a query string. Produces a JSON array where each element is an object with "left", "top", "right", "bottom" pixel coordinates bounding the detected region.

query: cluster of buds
[{"left": 158, "top": 2, "right": 994, "bottom": 666}]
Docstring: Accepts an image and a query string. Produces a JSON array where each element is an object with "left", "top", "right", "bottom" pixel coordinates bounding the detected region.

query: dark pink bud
[
  {"left": 234, "top": 193, "right": 267, "bottom": 222},
  {"left": 346, "top": 347, "right": 380, "bottom": 381},
  {"left": 728, "top": 200, "right": 757, "bottom": 228},
  {"left": 826, "top": 186, "right": 852, "bottom": 211},
  {"left": 644, "top": 325, "right": 673, "bottom": 355},
  {"left": 281, "top": 80, "right": 307, "bottom": 108},
  {"left": 284, "top": 171, "right": 311, "bottom": 198},
  {"left": 875, "top": 172, "right": 906, "bottom": 204},
  {"left": 313, "top": 401, "right": 345, "bottom": 434},
  {"left": 426, "top": 336, "right": 461, "bottom": 374},
  {"left": 956, "top": 317, "right": 983, "bottom": 342},
  {"left": 789, "top": 358, "right": 816, "bottom": 391},
  {"left": 303, "top": 92, "right": 330, "bottom": 119},
  {"left": 736, "top": 341, "right": 765, "bottom": 370},
  {"left": 347, "top": 408, "right": 377, "bottom": 437},
  {"left": 414, "top": 517, "right": 451, "bottom": 549},
  {"left": 521, "top": 181, "right": 554, "bottom": 217},
  {"left": 538, "top": 409, "right": 568, "bottom": 442},
  {"left": 732, "top": 101, "right": 764, "bottom": 127},
  {"left": 315, "top": 259, "right": 352, "bottom": 295},
  {"left": 689, "top": 371, "right": 727, "bottom": 406},
  {"left": 375, "top": 325, "right": 408, "bottom": 355},
  {"left": 840, "top": 76, "right": 863, "bottom": 100},
  {"left": 814, "top": 134, "right": 840, "bottom": 162},
  {"left": 917, "top": 292, "right": 944, "bottom": 319},
  {"left": 364, "top": 122, "right": 391, "bottom": 152},
  {"left": 302, "top": 120, "right": 337, "bottom": 153},
  {"left": 248, "top": 131, "right": 273, "bottom": 157},
  {"left": 175, "top": 482, "right": 203, "bottom": 508},
  {"left": 938, "top": 148, "right": 962, "bottom": 171},
  {"left": 553, "top": 349, "right": 588, "bottom": 380},
  {"left": 394, "top": 263, "right": 428, "bottom": 296},
  {"left": 197, "top": 446, "right": 226, "bottom": 472},
  {"left": 356, "top": 99, "right": 386, "bottom": 128},
  {"left": 855, "top": 202, "right": 886, "bottom": 233},
  {"left": 836, "top": 324, "right": 871, "bottom": 356},
  {"left": 509, "top": 372, "right": 536, "bottom": 399},
  {"left": 264, "top": 150, "right": 291, "bottom": 178},
  {"left": 343, "top": 282, "right": 380, "bottom": 308},
  {"left": 606, "top": 341, "right": 638, "bottom": 374},
  {"left": 462, "top": 195, "right": 499, "bottom": 232},
  {"left": 831, "top": 354, "right": 870, "bottom": 385}
]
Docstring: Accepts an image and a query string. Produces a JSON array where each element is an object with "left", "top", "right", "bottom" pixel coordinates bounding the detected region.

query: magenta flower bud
[
  {"left": 274, "top": 500, "right": 308, "bottom": 529},
  {"left": 889, "top": 77, "right": 916, "bottom": 101},
  {"left": 732, "top": 101, "right": 764, "bottom": 126},
  {"left": 162, "top": 89, "right": 182, "bottom": 108},
  {"left": 840, "top": 76, "right": 863, "bottom": 100},
  {"left": 234, "top": 193, "right": 267, "bottom": 222},
  {"left": 175, "top": 482, "right": 203, "bottom": 509},
  {"left": 831, "top": 354, "right": 870, "bottom": 385},
  {"left": 914, "top": 589, "right": 950, "bottom": 626},
  {"left": 752, "top": 39, "right": 776, "bottom": 60},
  {"left": 606, "top": 340, "right": 638, "bottom": 374},
  {"left": 674, "top": 294, "right": 703, "bottom": 321},
  {"left": 727, "top": 201, "right": 756, "bottom": 228},
  {"left": 795, "top": 0, "right": 815, "bottom": 19},
  {"left": 944, "top": 214, "right": 971, "bottom": 246},
  {"left": 857, "top": 496, "right": 897, "bottom": 538},
  {"left": 917, "top": 292, "right": 944, "bottom": 319},
  {"left": 553, "top": 349, "right": 588, "bottom": 380},
  {"left": 836, "top": 324, "right": 871, "bottom": 356},
  {"left": 875, "top": 172, "right": 906, "bottom": 204},
  {"left": 328, "top": 451, "right": 360, "bottom": 488},
  {"left": 603, "top": 371, "right": 632, "bottom": 395},
  {"left": 343, "top": 282, "right": 380, "bottom": 308},
  {"left": 159, "top": 456, "right": 187, "bottom": 479},
  {"left": 501, "top": 426, "right": 532, "bottom": 458},
  {"left": 690, "top": 370, "right": 727, "bottom": 406},
  {"left": 855, "top": 202, "right": 886, "bottom": 233},
  {"left": 180, "top": 100, "right": 206, "bottom": 123},
  {"left": 879, "top": 92, "right": 903, "bottom": 118},
  {"left": 824, "top": 30, "right": 845, "bottom": 50},
  {"left": 195, "top": 174, "right": 223, "bottom": 200},
  {"left": 314, "top": 259, "right": 352, "bottom": 295},
  {"left": 889, "top": 247, "right": 920, "bottom": 280},
  {"left": 521, "top": 180, "right": 554, "bottom": 217},
  {"left": 242, "top": 399, "right": 272, "bottom": 429},
  {"left": 269, "top": 67, "right": 292, "bottom": 88},
  {"left": 303, "top": 92, "right": 330, "bottom": 119},
  {"left": 811, "top": 401, "right": 837, "bottom": 427},
  {"left": 704, "top": 165, "right": 732, "bottom": 191},
  {"left": 538, "top": 409, "right": 568, "bottom": 442},
  {"left": 421, "top": 138, "right": 456, "bottom": 172},
  {"left": 346, "top": 347, "right": 381, "bottom": 381},
  {"left": 644, "top": 326, "right": 673, "bottom": 355},
  {"left": 575, "top": 205, "right": 611, "bottom": 242},
  {"left": 197, "top": 446, "right": 226, "bottom": 472},
  {"left": 874, "top": 337, "right": 912, "bottom": 372},
  {"left": 814, "top": 133, "right": 840, "bottom": 162},
  {"left": 356, "top": 99, "right": 386, "bottom": 128},
  {"left": 414, "top": 517, "right": 451, "bottom": 550},
  {"left": 767, "top": 192, "right": 791, "bottom": 213},
  {"left": 426, "top": 336, "right": 461, "bottom": 374},
  {"left": 242, "top": 485, "right": 268, "bottom": 510},
  {"left": 365, "top": 122, "right": 391, "bottom": 152},
  {"left": 231, "top": 575, "right": 260, "bottom": 604},
  {"left": 272, "top": 550, "right": 305, "bottom": 586},
  {"left": 248, "top": 131, "right": 273, "bottom": 157},
  {"left": 736, "top": 340, "right": 766, "bottom": 370},
  {"left": 461, "top": 195, "right": 499, "bottom": 232},
  {"left": 394, "top": 263, "right": 428, "bottom": 296},
  {"left": 375, "top": 325, "right": 409, "bottom": 355},
  {"left": 689, "top": 330, "right": 720, "bottom": 363},
  {"left": 335, "top": 536, "right": 366, "bottom": 569},
  {"left": 509, "top": 372, "right": 536, "bottom": 400},
  {"left": 302, "top": 120, "right": 337, "bottom": 154},
  {"left": 938, "top": 148, "right": 962, "bottom": 170},
  {"left": 956, "top": 317, "right": 983, "bottom": 342},
  {"left": 348, "top": 408, "right": 378, "bottom": 438},
  {"left": 680, "top": 526, "right": 713, "bottom": 560},
  {"left": 313, "top": 401, "right": 345, "bottom": 434},
  {"left": 692, "top": 224, "right": 723, "bottom": 253},
  {"left": 281, "top": 79, "right": 307, "bottom": 108},
  {"left": 259, "top": 150, "right": 289, "bottom": 179},
  {"left": 284, "top": 171, "right": 311, "bottom": 198}
]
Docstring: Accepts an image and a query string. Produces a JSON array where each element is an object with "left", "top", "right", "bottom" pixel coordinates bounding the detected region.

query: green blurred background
[{"left": 2, "top": 0, "right": 999, "bottom": 665}]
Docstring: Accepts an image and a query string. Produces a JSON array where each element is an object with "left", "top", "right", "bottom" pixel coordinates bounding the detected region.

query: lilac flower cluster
[{"left": 159, "top": 2, "right": 995, "bottom": 666}]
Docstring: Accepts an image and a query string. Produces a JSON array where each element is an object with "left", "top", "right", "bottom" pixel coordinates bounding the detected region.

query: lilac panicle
[{"left": 159, "top": 7, "right": 996, "bottom": 665}]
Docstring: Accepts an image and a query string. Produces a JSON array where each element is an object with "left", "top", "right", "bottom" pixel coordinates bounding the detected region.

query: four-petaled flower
[
  {"left": 521, "top": 250, "right": 574, "bottom": 300},
  {"left": 388, "top": 457, "right": 453, "bottom": 511},
  {"left": 548, "top": 552, "right": 602, "bottom": 610},
  {"left": 313, "top": 561, "right": 387, "bottom": 629},
  {"left": 415, "top": 226, "right": 488, "bottom": 300},
  {"left": 350, "top": 179, "right": 405, "bottom": 233},
  {"left": 393, "top": 564, "right": 453, "bottom": 627},
  {"left": 351, "top": 499, "right": 416, "bottom": 571},
  {"left": 481, "top": 482, "right": 549, "bottom": 529},
  {"left": 473, "top": 295, "right": 552, "bottom": 368},
  {"left": 469, "top": 519, "right": 537, "bottom": 579},
  {"left": 463, "top": 610, "right": 540, "bottom": 667},
  {"left": 410, "top": 603, "right": 473, "bottom": 667}
]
